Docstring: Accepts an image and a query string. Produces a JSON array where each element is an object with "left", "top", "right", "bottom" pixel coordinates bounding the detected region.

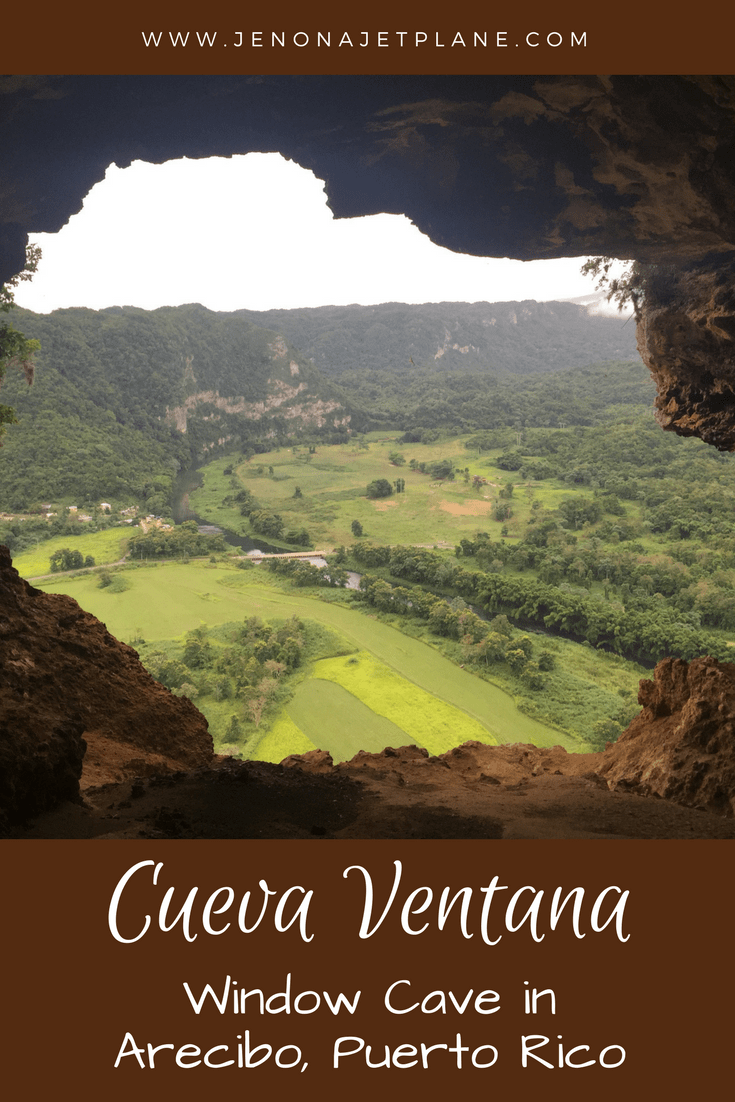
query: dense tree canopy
[
  {"left": 0, "top": 245, "right": 41, "bottom": 438},
  {"left": 0, "top": 302, "right": 357, "bottom": 510},
  {"left": 231, "top": 300, "right": 638, "bottom": 380}
]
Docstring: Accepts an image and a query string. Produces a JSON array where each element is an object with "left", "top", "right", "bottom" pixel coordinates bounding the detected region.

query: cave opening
[
  {"left": 4, "top": 74, "right": 735, "bottom": 835},
  {"left": 14, "top": 152, "right": 620, "bottom": 316}
]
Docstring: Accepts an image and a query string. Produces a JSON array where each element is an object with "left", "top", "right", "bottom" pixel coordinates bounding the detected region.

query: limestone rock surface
[
  {"left": 598, "top": 655, "right": 735, "bottom": 815},
  {"left": 637, "top": 260, "right": 735, "bottom": 449}
]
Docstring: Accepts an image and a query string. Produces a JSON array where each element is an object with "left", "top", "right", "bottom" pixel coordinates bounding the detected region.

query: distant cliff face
[
  {"left": 0, "top": 304, "right": 354, "bottom": 508},
  {"left": 0, "top": 545, "right": 212, "bottom": 829}
]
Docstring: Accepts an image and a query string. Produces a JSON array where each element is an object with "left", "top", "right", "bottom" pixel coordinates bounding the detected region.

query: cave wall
[
  {"left": 0, "top": 546, "right": 212, "bottom": 827},
  {"left": 637, "top": 257, "right": 735, "bottom": 449},
  {"left": 2, "top": 74, "right": 735, "bottom": 442}
]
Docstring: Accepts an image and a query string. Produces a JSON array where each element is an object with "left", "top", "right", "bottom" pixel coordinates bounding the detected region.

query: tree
[
  {"left": 366, "top": 478, "right": 393, "bottom": 499},
  {"left": 496, "top": 452, "right": 524, "bottom": 471},
  {"left": 212, "top": 675, "right": 232, "bottom": 701},
  {"left": 249, "top": 509, "right": 284, "bottom": 539},
  {"left": 351, "top": 520, "right": 363, "bottom": 537},
  {"left": 280, "top": 637, "right": 302, "bottom": 669},
  {"left": 589, "top": 717, "right": 623, "bottom": 749},
  {"left": 284, "top": 526, "right": 311, "bottom": 546},
  {"left": 580, "top": 256, "right": 679, "bottom": 321},
  {"left": 225, "top": 714, "right": 243, "bottom": 740},
  {"left": 388, "top": 450, "right": 406, "bottom": 466},
  {"left": 183, "top": 632, "right": 212, "bottom": 668},
  {"left": 505, "top": 647, "right": 529, "bottom": 674},
  {"left": 428, "top": 458, "right": 453, "bottom": 480},
  {"left": 0, "top": 244, "right": 41, "bottom": 438},
  {"left": 50, "top": 547, "right": 85, "bottom": 572},
  {"left": 245, "top": 678, "right": 278, "bottom": 727}
]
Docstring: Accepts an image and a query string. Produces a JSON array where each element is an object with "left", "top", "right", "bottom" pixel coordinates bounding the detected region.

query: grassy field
[
  {"left": 309, "top": 651, "right": 498, "bottom": 756},
  {"left": 346, "top": 607, "right": 644, "bottom": 749},
  {"left": 284, "top": 679, "right": 415, "bottom": 761},
  {"left": 36, "top": 560, "right": 573, "bottom": 752},
  {"left": 34, "top": 561, "right": 244, "bottom": 641},
  {"left": 12, "top": 527, "right": 131, "bottom": 578},
  {"left": 252, "top": 713, "right": 318, "bottom": 763},
  {"left": 188, "top": 438, "right": 671, "bottom": 560},
  {"left": 253, "top": 649, "right": 504, "bottom": 763},
  {"left": 189, "top": 439, "right": 526, "bottom": 549}
]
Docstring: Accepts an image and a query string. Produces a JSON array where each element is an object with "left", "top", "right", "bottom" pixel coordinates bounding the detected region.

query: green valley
[{"left": 5, "top": 298, "right": 727, "bottom": 769}]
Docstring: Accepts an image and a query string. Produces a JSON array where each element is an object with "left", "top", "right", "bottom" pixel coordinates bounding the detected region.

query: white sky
[{"left": 15, "top": 154, "right": 622, "bottom": 314}]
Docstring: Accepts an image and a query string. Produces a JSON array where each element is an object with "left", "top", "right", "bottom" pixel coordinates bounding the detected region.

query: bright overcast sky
[{"left": 15, "top": 154, "right": 619, "bottom": 315}]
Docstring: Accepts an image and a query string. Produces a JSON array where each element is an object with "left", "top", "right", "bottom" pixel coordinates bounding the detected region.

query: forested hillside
[
  {"left": 345, "top": 359, "right": 653, "bottom": 435},
  {"left": 0, "top": 304, "right": 354, "bottom": 510},
  {"left": 0, "top": 299, "right": 639, "bottom": 509},
  {"left": 0, "top": 300, "right": 643, "bottom": 511},
  {"left": 233, "top": 300, "right": 639, "bottom": 377}
]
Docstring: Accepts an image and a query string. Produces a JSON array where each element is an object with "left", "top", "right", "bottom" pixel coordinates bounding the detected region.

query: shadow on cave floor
[{"left": 11, "top": 757, "right": 735, "bottom": 840}]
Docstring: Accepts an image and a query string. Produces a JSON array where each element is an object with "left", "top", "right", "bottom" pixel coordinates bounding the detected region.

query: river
[{"left": 171, "top": 465, "right": 286, "bottom": 555}]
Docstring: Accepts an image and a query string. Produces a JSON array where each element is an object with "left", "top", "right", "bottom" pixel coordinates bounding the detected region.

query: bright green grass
[
  {"left": 364, "top": 608, "right": 639, "bottom": 750},
  {"left": 34, "top": 562, "right": 240, "bottom": 641},
  {"left": 37, "top": 561, "right": 567, "bottom": 749},
  {"left": 285, "top": 679, "right": 413, "bottom": 761},
  {"left": 13, "top": 527, "right": 130, "bottom": 578},
  {"left": 252, "top": 713, "right": 318, "bottom": 763},
  {"left": 312, "top": 651, "right": 497, "bottom": 756}
]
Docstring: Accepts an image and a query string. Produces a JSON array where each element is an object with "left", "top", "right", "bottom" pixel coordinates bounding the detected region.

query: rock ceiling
[{"left": 2, "top": 74, "right": 735, "bottom": 441}]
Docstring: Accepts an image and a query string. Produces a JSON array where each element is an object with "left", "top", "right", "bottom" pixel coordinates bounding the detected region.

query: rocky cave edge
[{"left": 2, "top": 75, "right": 735, "bottom": 837}]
